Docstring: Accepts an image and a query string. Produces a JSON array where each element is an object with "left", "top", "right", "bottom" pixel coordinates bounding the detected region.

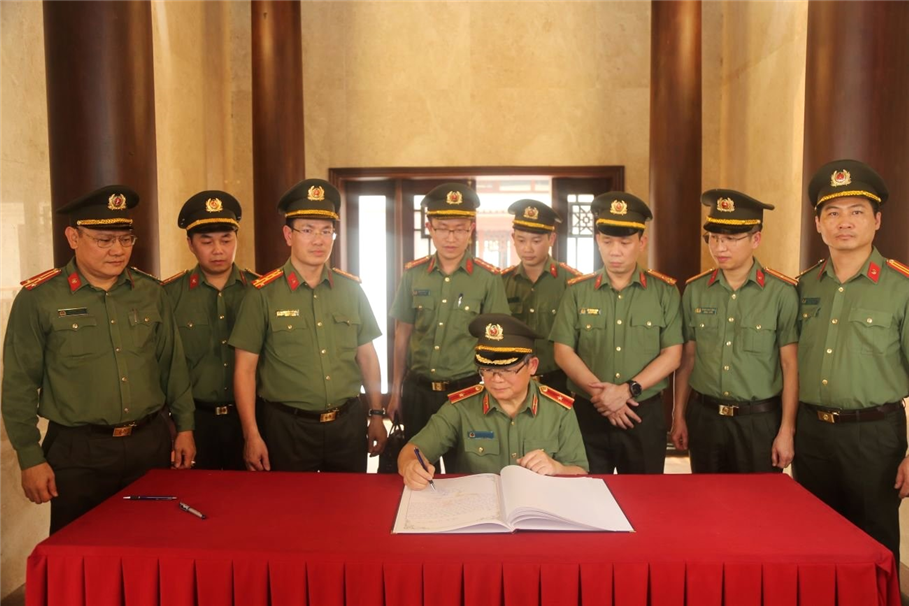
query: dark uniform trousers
[
  {"left": 532, "top": 370, "right": 569, "bottom": 397},
  {"left": 794, "top": 403, "right": 907, "bottom": 563},
  {"left": 43, "top": 413, "right": 172, "bottom": 534},
  {"left": 261, "top": 398, "right": 367, "bottom": 472},
  {"left": 686, "top": 393, "right": 783, "bottom": 474},
  {"left": 402, "top": 373, "right": 479, "bottom": 468},
  {"left": 193, "top": 401, "right": 244, "bottom": 471},
  {"left": 574, "top": 394, "right": 666, "bottom": 474}
]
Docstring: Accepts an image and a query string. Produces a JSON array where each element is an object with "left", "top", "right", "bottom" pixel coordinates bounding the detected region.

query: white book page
[
  {"left": 500, "top": 465, "right": 634, "bottom": 532},
  {"left": 392, "top": 473, "right": 511, "bottom": 534}
]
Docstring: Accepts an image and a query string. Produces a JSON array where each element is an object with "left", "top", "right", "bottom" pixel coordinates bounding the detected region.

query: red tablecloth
[{"left": 26, "top": 470, "right": 898, "bottom": 606}]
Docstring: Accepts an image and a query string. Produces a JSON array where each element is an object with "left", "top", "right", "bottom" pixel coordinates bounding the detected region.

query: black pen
[
  {"left": 178, "top": 501, "right": 207, "bottom": 519},
  {"left": 413, "top": 447, "right": 437, "bottom": 492},
  {"left": 123, "top": 495, "right": 177, "bottom": 501}
]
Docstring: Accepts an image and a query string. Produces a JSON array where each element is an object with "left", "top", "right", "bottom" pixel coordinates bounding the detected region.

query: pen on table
[
  {"left": 457, "top": 294, "right": 463, "bottom": 308},
  {"left": 123, "top": 496, "right": 177, "bottom": 501},
  {"left": 178, "top": 501, "right": 207, "bottom": 520},
  {"left": 413, "top": 447, "right": 437, "bottom": 492}
]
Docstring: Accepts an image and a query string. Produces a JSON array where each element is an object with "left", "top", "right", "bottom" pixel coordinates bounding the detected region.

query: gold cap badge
[
  {"left": 485, "top": 323, "right": 504, "bottom": 341},
  {"left": 108, "top": 194, "right": 126, "bottom": 211},
  {"left": 205, "top": 198, "right": 223, "bottom": 213},
  {"left": 307, "top": 185, "right": 325, "bottom": 202},
  {"left": 446, "top": 191, "right": 463, "bottom": 205},
  {"left": 609, "top": 200, "right": 627, "bottom": 216},
  {"left": 717, "top": 197, "right": 735, "bottom": 212},
  {"left": 830, "top": 169, "right": 851, "bottom": 187},
  {"left": 523, "top": 206, "right": 540, "bottom": 220}
]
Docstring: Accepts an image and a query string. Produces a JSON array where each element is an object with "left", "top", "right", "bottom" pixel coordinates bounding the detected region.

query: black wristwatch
[
  {"left": 368, "top": 408, "right": 387, "bottom": 418},
  {"left": 626, "top": 379, "right": 643, "bottom": 398}
]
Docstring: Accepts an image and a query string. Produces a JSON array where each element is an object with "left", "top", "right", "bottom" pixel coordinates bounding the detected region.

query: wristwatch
[
  {"left": 368, "top": 408, "right": 387, "bottom": 418},
  {"left": 626, "top": 379, "right": 643, "bottom": 398}
]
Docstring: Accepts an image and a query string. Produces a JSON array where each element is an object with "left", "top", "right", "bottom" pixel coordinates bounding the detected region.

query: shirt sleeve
[
  {"left": 355, "top": 283, "right": 382, "bottom": 345},
  {"left": 410, "top": 401, "right": 463, "bottom": 464},
  {"left": 659, "top": 284, "right": 685, "bottom": 348},
  {"left": 1, "top": 290, "right": 50, "bottom": 469},
  {"left": 389, "top": 270, "right": 416, "bottom": 324},
  {"left": 556, "top": 408, "right": 590, "bottom": 472},
  {"left": 776, "top": 284, "right": 800, "bottom": 347},
  {"left": 228, "top": 287, "right": 268, "bottom": 354},
  {"left": 549, "top": 287, "right": 579, "bottom": 347},
  {"left": 154, "top": 286, "right": 195, "bottom": 432}
]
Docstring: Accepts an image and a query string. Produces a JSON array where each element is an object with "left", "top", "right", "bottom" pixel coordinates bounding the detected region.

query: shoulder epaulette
[
  {"left": 558, "top": 262, "right": 583, "bottom": 277},
  {"left": 685, "top": 268, "right": 715, "bottom": 285},
  {"left": 332, "top": 267, "right": 361, "bottom": 283},
  {"left": 245, "top": 268, "right": 261, "bottom": 280},
  {"left": 252, "top": 268, "right": 284, "bottom": 289},
  {"left": 538, "top": 385, "right": 574, "bottom": 410},
  {"left": 448, "top": 384, "right": 484, "bottom": 404},
  {"left": 20, "top": 268, "right": 62, "bottom": 290},
  {"left": 160, "top": 270, "right": 187, "bottom": 286},
  {"left": 502, "top": 264, "right": 519, "bottom": 275},
  {"left": 645, "top": 268, "right": 677, "bottom": 286},
  {"left": 404, "top": 255, "right": 431, "bottom": 270},
  {"left": 797, "top": 259, "right": 825, "bottom": 279},
  {"left": 472, "top": 257, "right": 500, "bottom": 274},
  {"left": 886, "top": 259, "right": 909, "bottom": 279},
  {"left": 764, "top": 267, "right": 798, "bottom": 286},
  {"left": 567, "top": 272, "right": 597, "bottom": 286},
  {"left": 129, "top": 266, "right": 160, "bottom": 283}
]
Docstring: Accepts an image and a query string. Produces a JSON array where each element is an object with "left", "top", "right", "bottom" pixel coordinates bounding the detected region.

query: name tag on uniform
[
  {"left": 695, "top": 307, "right": 717, "bottom": 315},
  {"left": 468, "top": 430, "right": 495, "bottom": 439},
  {"left": 801, "top": 298, "right": 820, "bottom": 305},
  {"left": 412, "top": 289, "right": 431, "bottom": 296},
  {"left": 57, "top": 307, "right": 88, "bottom": 317},
  {"left": 275, "top": 310, "right": 300, "bottom": 317},
  {"left": 579, "top": 308, "right": 600, "bottom": 315}
]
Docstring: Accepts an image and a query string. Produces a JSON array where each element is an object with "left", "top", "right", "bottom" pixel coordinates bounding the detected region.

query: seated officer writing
[{"left": 398, "top": 314, "right": 588, "bottom": 490}]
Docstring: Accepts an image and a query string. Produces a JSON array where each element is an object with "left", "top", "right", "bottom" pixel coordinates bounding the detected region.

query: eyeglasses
[
  {"left": 477, "top": 360, "right": 528, "bottom": 380},
  {"left": 430, "top": 225, "right": 472, "bottom": 239},
  {"left": 702, "top": 233, "right": 752, "bottom": 246},
  {"left": 78, "top": 230, "right": 138, "bottom": 249},
  {"left": 290, "top": 226, "right": 337, "bottom": 240}
]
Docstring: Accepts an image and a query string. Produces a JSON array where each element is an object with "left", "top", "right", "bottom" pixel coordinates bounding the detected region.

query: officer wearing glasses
[
  {"left": 398, "top": 313, "right": 588, "bottom": 490},
  {"left": 229, "top": 179, "right": 387, "bottom": 472},
  {"left": 1, "top": 185, "right": 196, "bottom": 533}
]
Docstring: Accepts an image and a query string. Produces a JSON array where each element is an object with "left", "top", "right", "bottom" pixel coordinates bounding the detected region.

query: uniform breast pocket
[
  {"left": 50, "top": 315, "right": 105, "bottom": 360},
  {"left": 524, "top": 439, "right": 558, "bottom": 459},
  {"left": 508, "top": 299, "right": 524, "bottom": 317},
  {"left": 177, "top": 316, "right": 211, "bottom": 364},
  {"left": 693, "top": 313, "right": 719, "bottom": 344},
  {"left": 742, "top": 315, "right": 777, "bottom": 354},
  {"left": 128, "top": 308, "right": 161, "bottom": 352},
  {"left": 412, "top": 296, "right": 436, "bottom": 333},
  {"left": 453, "top": 298, "right": 482, "bottom": 328},
  {"left": 578, "top": 312, "right": 607, "bottom": 359},
  {"left": 463, "top": 435, "right": 500, "bottom": 459},
  {"left": 847, "top": 308, "right": 896, "bottom": 355},
  {"left": 629, "top": 313, "right": 664, "bottom": 354},
  {"left": 269, "top": 316, "right": 310, "bottom": 358},
  {"left": 332, "top": 311, "right": 361, "bottom": 352}
]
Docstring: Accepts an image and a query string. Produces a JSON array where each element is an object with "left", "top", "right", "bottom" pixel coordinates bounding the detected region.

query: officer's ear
[
  {"left": 547, "top": 232, "right": 557, "bottom": 247},
  {"left": 64, "top": 226, "right": 80, "bottom": 251}
]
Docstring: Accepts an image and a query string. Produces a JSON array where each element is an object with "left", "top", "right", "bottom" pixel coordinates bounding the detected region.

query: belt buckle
[
  {"left": 320, "top": 409, "right": 338, "bottom": 423},
  {"left": 817, "top": 410, "right": 839, "bottom": 424},
  {"left": 718, "top": 404, "right": 737, "bottom": 417},
  {"left": 214, "top": 406, "right": 229, "bottom": 416},
  {"left": 431, "top": 381, "right": 448, "bottom": 392},
  {"left": 112, "top": 423, "right": 135, "bottom": 437}
]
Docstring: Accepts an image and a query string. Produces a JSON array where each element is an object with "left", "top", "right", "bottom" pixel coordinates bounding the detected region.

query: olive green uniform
[
  {"left": 501, "top": 257, "right": 580, "bottom": 393},
  {"left": 1, "top": 259, "right": 194, "bottom": 532},
  {"left": 390, "top": 252, "right": 509, "bottom": 443},
  {"left": 411, "top": 381, "right": 589, "bottom": 474},
  {"left": 163, "top": 264, "right": 256, "bottom": 470},
  {"left": 794, "top": 248, "right": 909, "bottom": 562},
  {"left": 229, "top": 259, "right": 381, "bottom": 472},
  {"left": 550, "top": 265, "right": 683, "bottom": 474},
  {"left": 682, "top": 260, "right": 799, "bottom": 473}
]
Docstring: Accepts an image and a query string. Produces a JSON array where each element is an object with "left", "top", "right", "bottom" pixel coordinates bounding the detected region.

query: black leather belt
[
  {"left": 264, "top": 398, "right": 358, "bottom": 423},
  {"left": 532, "top": 369, "right": 566, "bottom": 383},
  {"left": 55, "top": 411, "right": 160, "bottom": 438},
  {"left": 694, "top": 392, "right": 781, "bottom": 417},
  {"left": 407, "top": 373, "right": 480, "bottom": 393},
  {"left": 195, "top": 401, "right": 235, "bottom": 416},
  {"left": 802, "top": 400, "right": 905, "bottom": 424}
]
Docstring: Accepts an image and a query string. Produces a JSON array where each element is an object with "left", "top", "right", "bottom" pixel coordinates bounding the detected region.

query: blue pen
[{"left": 413, "top": 447, "right": 437, "bottom": 492}]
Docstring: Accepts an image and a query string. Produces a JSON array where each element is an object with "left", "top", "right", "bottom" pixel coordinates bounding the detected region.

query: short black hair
[{"left": 188, "top": 224, "right": 238, "bottom": 238}]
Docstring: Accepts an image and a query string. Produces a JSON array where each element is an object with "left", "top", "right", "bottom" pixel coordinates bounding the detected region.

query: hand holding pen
[{"left": 411, "top": 447, "right": 437, "bottom": 492}]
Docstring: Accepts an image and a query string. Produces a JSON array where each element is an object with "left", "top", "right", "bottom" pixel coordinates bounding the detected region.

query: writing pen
[
  {"left": 123, "top": 495, "right": 177, "bottom": 501},
  {"left": 413, "top": 447, "right": 437, "bottom": 492},
  {"left": 457, "top": 293, "right": 463, "bottom": 308},
  {"left": 178, "top": 501, "right": 207, "bottom": 520}
]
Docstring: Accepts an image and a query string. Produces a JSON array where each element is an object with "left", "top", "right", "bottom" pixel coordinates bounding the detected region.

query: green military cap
[
  {"left": 277, "top": 178, "right": 341, "bottom": 221},
  {"left": 469, "top": 313, "right": 540, "bottom": 367},
  {"left": 56, "top": 184, "right": 138, "bottom": 229},
  {"left": 808, "top": 159, "right": 889, "bottom": 208},
  {"left": 591, "top": 191, "right": 652, "bottom": 236},
  {"left": 701, "top": 188, "right": 774, "bottom": 233},
  {"left": 422, "top": 183, "right": 480, "bottom": 219},
  {"left": 508, "top": 199, "right": 561, "bottom": 233},
  {"left": 177, "top": 190, "right": 242, "bottom": 234}
]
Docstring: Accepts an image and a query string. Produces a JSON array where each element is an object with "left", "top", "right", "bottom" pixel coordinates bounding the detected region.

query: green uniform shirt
[
  {"left": 411, "top": 381, "right": 589, "bottom": 473},
  {"left": 550, "top": 264, "right": 684, "bottom": 400},
  {"left": 797, "top": 248, "right": 909, "bottom": 409},
  {"left": 501, "top": 257, "right": 581, "bottom": 374},
  {"left": 682, "top": 260, "right": 799, "bottom": 401},
  {"left": 1, "top": 258, "right": 195, "bottom": 470},
  {"left": 163, "top": 264, "right": 257, "bottom": 404},
  {"left": 228, "top": 259, "right": 381, "bottom": 410},
  {"left": 390, "top": 253, "right": 509, "bottom": 380}
]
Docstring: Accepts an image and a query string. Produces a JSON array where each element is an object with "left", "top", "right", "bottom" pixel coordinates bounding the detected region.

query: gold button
[
  {"left": 826, "top": 349, "right": 832, "bottom": 354},
  {"left": 430, "top": 369, "right": 436, "bottom": 373},
  {"left": 313, "top": 294, "right": 318, "bottom": 299},
  {"left": 439, "top": 322, "right": 444, "bottom": 326},
  {"left": 444, "top": 277, "right": 450, "bottom": 282},
  {"left": 726, "top": 341, "right": 732, "bottom": 346},
  {"left": 756, "top": 325, "right": 762, "bottom": 330},
  {"left": 321, "top": 349, "right": 326, "bottom": 354},
  {"left": 325, "top": 375, "right": 331, "bottom": 380},
  {"left": 218, "top": 292, "right": 223, "bottom": 297},
  {"left": 728, "top": 317, "right": 734, "bottom": 323},
  {"left": 417, "top": 305, "right": 423, "bottom": 310},
  {"left": 831, "top": 319, "right": 838, "bottom": 324},
  {"left": 803, "top": 313, "right": 808, "bottom": 318},
  {"left": 529, "top": 308, "right": 534, "bottom": 313},
  {"left": 72, "top": 323, "right": 78, "bottom": 329},
  {"left": 441, "top": 299, "right": 447, "bottom": 304},
  {"left": 111, "top": 319, "right": 116, "bottom": 324},
  {"left": 822, "top": 379, "right": 828, "bottom": 385},
  {"left": 615, "top": 373, "right": 621, "bottom": 378},
  {"left": 616, "top": 320, "right": 622, "bottom": 325},
  {"left": 511, "top": 421, "right": 515, "bottom": 426},
  {"left": 223, "top": 363, "right": 228, "bottom": 367},
  {"left": 221, "top": 340, "right": 227, "bottom": 345},
  {"left": 434, "top": 345, "right": 440, "bottom": 350},
  {"left": 188, "top": 322, "right": 193, "bottom": 328},
  {"left": 646, "top": 321, "right": 652, "bottom": 327},
  {"left": 219, "top": 315, "right": 225, "bottom": 320},
  {"left": 317, "top": 321, "right": 323, "bottom": 327},
  {"left": 464, "top": 306, "right": 470, "bottom": 311},
  {"left": 731, "top": 294, "right": 737, "bottom": 300},
  {"left": 866, "top": 318, "right": 873, "bottom": 324},
  {"left": 586, "top": 324, "right": 591, "bottom": 329},
  {"left": 144, "top": 317, "right": 149, "bottom": 322},
  {"left": 618, "top": 295, "right": 623, "bottom": 299},
  {"left": 616, "top": 346, "right": 622, "bottom": 352},
  {"left": 287, "top": 324, "right": 292, "bottom": 329},
  {"left": 700, "top": 323, "right": 705, "bottom": 328},
  {"left": 511, "top": 453, "right": 517, "bottom": 459},
  {"left": 478, "top": 446, "right": 484, "bottom": 453},
  {"left": 723, "top": 365, "right": 730, "bottom": 371},
  {"left": 723, "top": 391, "right": 729, "bottom": 396},
  {"left": 121, "top": 377, "right": 127, "bottom": 382},
  {"left": 115, "top": 347, "right": 121, "bottom": 352},
  {"left": 838, "top": 287, "right": 844, "bottom": 293}
]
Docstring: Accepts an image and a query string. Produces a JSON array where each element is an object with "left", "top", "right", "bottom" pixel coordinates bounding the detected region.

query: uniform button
[
  {"left": 700, "top": 323, "right": 705, "bottom": 328},
  {"left": 121, "top": 377, "right": 127, "bottom": 382},
  {"left": 144, "top": 317, "right": 149, "bottom": 322},
  {"left": 105, "top": 292, "right": 110, "bottom": 297},
  {"left": 723, "top": 365, "right": 730, "bottom": 371},
  {"left": 866, "top": 318, "right": 873, "bottom": 324},
  {"left": 615, "top": 373, "right": 621, "bottom": 379},
  {"left": 646, "top": 321, "right": 652, "bottom": 327},
  {"left": 434, "top": 345, "right": 440, "bottom": 350},
  {"left": 218, "top": 292, "right": 223, "bottom": 297},
  {"left": 321, "top": 349, "right": 327, "bottom": 354},
  {"left": 430, "top": 369, "right": 436, "bottom": 373},
  {"left": 221, "top": 339, "right": 227, "bottom": 345},
  {"left": 317, "top": 321, "right": 323, "bottom": 327},
  {"left": 219, "top": 315, "right": 225, "bottom": 320},
  {"left": 223, "top": 363, "right": 228, "bottom": 367},
  {"left": 439, "top": 322, "right": 444, "bottom": 326},
  {"left": 826, "top": 348, "right": 833, "bottom": 354},
  {"left": 618, "top": 294, "right": 623, "bottom": 299},
  {"left": 728, "top": 317, "right": 734, "bottom": 323},
  {"left": 313, "top": 294, "right": 318, "bottom": 299},
  {"left": 417, "top": 305, "right": 423, "bottom": 310},
  {"left": 188, "top": 322, "right": 194, "bottom": 328},
  {"left": 756, "top": 325, "right": 762, "bottom": 330},
  {"left": 616, "top": 320, "right": 622, "bottom": 325},
  {"left": 586, "top": 324, "right": 591, "bottom": 329},
  {"left": 803, "top": 313, "right": 809, "bottom": 318},
  {"left": 723, "top": 391, "right": 730, "bottom": 396},
  {"left": 838, "top": 287, "right": 844, "bottom": 293},
  {"left": 444, "top": 277, "right": 450, "bottom": 282},
  {"left": 464, "top": 306, "right": 470, "bottom": 311},
  {"left": 224, "top": 387, "right": 228, "bottom": 391},
  {"left": 831, "top": 319, "right": 838, "bottom": 324},
  {"left": 72, "top": 323, "right": 78, "bottom": 329},
  {"left": 511, "top": 453, "right": 517, "bottom": 459},
  {"left": 726, "top": 341, "right": 732, "bottom": 346},
  {"left": 115, "top": 347, "right": 121, "bottom": 353},
  {"left": 124, "top": 407, "right": 129, "bottom": 413},
  {"left": 731, "top": 294, "right": 737, "bottom": 300},
  {"left": 442, "top": 299, "right": 447, "bottom": 304},
  {"left": 110, "top": 319, "right": 116, "bottom": 324},
  {"left": 478, "top": 446, "right": 484, "bottom": 453},
  {"left": 529, "top": 308, "right": 534, "bottom": 313},
  {"left": 325, "top": 375, "right": 331, "bottom": 380},
  {"left": 616, "top": 346, "right": 622, "bottom": 352},
  {"left": 511, "top": 421, "right": 515, "bottom": 426},
  {"left": 822, "top": 379, "right": 828, "bottom": 385},
  {"left": 287, "top": 324, "right": 293, "bottom": 329}
]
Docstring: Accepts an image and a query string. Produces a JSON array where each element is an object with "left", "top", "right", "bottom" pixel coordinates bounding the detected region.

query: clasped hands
[{"left": 588, "top": 381, "right": 640, "bottom": 429}]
